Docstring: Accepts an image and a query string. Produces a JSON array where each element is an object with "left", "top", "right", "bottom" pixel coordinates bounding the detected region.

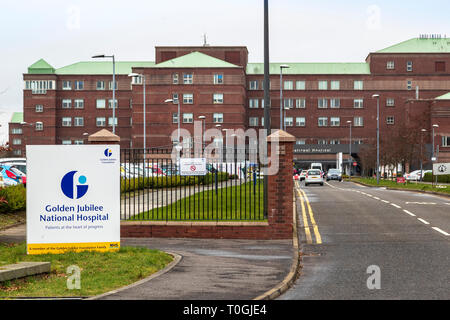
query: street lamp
[
  {"left": 346, "top": 120, "right": 352, "bottom": 177},
  {"left": 279, "top": 64, "right": 289, "bottom": 130},
  {"left": 128, "top": 73, "right": 146, "bottom": 151},
  {"left": 420, "top": 129, "right": 426, "bottom": 181},
  {"left": 164, "top": 98, "right": 180, "bottom": 146},
  {"left": 92, "top": 54, "right": 116, "bottom": 134},
  {"left": 372, "top": 94, "right": 380, "bottom": 184},
  {"left": 198, "top": 115, "right": 206, "bottom": 151}
]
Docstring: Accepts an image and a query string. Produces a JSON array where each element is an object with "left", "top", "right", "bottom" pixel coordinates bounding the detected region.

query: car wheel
[
  {"left": 321, "top": 183, "right": 324, "bottom": 186},
  {"left": 305, "top": 183, "right": 308, "bottom": 186}
]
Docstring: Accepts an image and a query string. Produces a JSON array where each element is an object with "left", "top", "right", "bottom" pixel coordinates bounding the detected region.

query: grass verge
[
  {"left": 349, "top": 177, "right": 450, "bottom": 195},
  {"left": 0, "top": 242, "right": 173, "bottom": 298},
  {"left": 0, "top": 211, "right": 26, "bottom": 230}
]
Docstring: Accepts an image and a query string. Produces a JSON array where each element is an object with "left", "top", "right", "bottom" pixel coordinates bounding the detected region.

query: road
[{"left": 280, "top": 180, "right": 449, "bottom": 300}]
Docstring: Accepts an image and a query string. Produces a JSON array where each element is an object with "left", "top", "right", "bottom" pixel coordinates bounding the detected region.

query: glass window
[
  {"left": 173, "top": 73, "right": 179, "bottom": 84},
  {"left": 96, "top": 117, "right": 106, "bottom": 127},
  {"left": 387, "top": 61, "right": 395, "bottom": 70},
  {"left": 284, "top": 80, "right": 293, "bottom": 90},
  {"left": 213, "top": 93, "right": 224, "bottom": 104},
  {"left": 317, "top": 139, "right": 328, "bottom": 144},
  {"left": 108, "top": 117, "right": 118, "bottom": 126},
  {"left": 296, "top": 139, "right": 306, "bottom": 145},
  {"left": 284, "top": 98, "right": 293, "bottom": 109},
  {"left": 131, "top": 75, "right": 142, "bottom": 85},
  {"left": 353, "top": 99, "right": 364, "bottom": 108},
  {"left": 318, "top": 98, "right": 328, "bottom": 108},
  {"left": 172, "top": 93, "right": 179, "bottom": 104},
  {"left": 318, "top": 81, "right": 328, "bottom": 90},
  {"left": 213, "top": 113, "right": 223, "bottom": 123},
  {"left": 386, "top": 116, "right": 395, "bottom": 125},
  {"left": 330, "top": 81, "right": 340, "bottom": 90},
  {"left": 74, "top": 81, "right": 84, "bottom": 90},
  {"left": 284, "top": 117, "right": 293, "bottom": 127},
  {"left": 183, "top": 94, "right": 193, "bottom": 104},
  {"left": 330, "top": 117, "right": 340, "bottom": 126},
  {"left": 249, "top": 117, "right": 259, "bottom": 126},
  {"left": 329, "top": 139, "right": 340, "bottom": 145},
  {"left": 386, "top": 98, "right": 395, "bottom": 107},
  {"left": 74, "top": 117, "right": 84, "bottom": 127},
  {"left": 354, "top": 116, "right": 364, "bottom": 127},
  {"left": 108, "top": 99, "right": 118, "bottom": 108},
  {"left": 62, "top": 140, "right": 72, "bottom": 145},
  {"left": 12, "top": 139, "right": 22, "bottom": 145},
  {"left": 62, "top": 99, "right": 71, "bottom": 109},
  {"left": 74, "top": 140, "right": 84, "bottom": 145},
  {"left": 330, "top": 98, "right": 340, "bottom": 108},
  {"left": 35, "top": 122, "right": 43, "bottom": 131},
  {"left": 96, "top": 81, "right": 105, "bottom": 90},
  {"left": 296, "top": 81, "right": 305, "bottom": 90},
  {"left": 318, "top": 117, "right": 328, "bottom": 127},
  {"left": 12, "top": 128, "right": 22, "bottom": 134},
  {"left": 96, "top": 99, "right": 106, "bottom": 109},
  {"left": 183, "top": 73, "right": 193, "bottom": 84},
  {"left": 35, "top": 104, "right": 43, "bottom": 112},
  {"left": 62, "top": 81, "right": 72, "bottom": 90},
  {"left": 249, "top": 80, "right": 258, "bottom": 90},
  {"left": 172, "top": 113, "right": 179, "bottom": 124},
  {"left": 296, "top": 98, "right": 305, "bottom": 108},
  {"left": 74, "top": 99, "right": 84, "bottom": 109},
  {"left": 249, "top": 99, "right": 259, "bottom": 108},
  {"left": 354, "top": 80, "right": 363, "bottom": 90},
  {"left": 442, "top": 136, "right": 450, "bottom": 147},
  {"left": 183, "top": 113, "right": 193, "bottom": 123},
  {"left": 407, "top": 80, "right": 412, "bottom": 90},
  {"left": 62, "top": 117, "right": 72, "bottom": 127},
  {"left": 296, "top": 117, "right": 305, "bottom": 126},
  {"left": 407, "top": 61, "right": 413, "bottom": 72},
  {"left": 109, "top": 80, "right": 117, "bottom": 90},
  {"left": 214, "top": 74, "right": 223, "bottom": 84}
]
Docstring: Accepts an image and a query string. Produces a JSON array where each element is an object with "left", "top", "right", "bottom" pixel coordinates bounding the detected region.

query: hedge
[
  {"left": 0, "top": 184, "right": 26, "bottom": 213},
  {"left": 423, "top": 172, "right": 450, "bottom": 183},
  {"left": 121, "top": 172, "right": 229, "bottom": 193}
]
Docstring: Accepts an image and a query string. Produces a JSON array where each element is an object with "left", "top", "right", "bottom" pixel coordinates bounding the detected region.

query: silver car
[{"left": 305, "top": 169, "right": 324, "bottom": 186}]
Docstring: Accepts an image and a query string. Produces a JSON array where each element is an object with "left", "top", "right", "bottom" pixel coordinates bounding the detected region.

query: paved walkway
[{"left": 0, "top": 224, "right": 294, "bottom": 300}]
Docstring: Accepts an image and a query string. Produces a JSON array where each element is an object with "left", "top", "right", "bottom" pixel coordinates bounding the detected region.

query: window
[
  {"left": 284, "top": 80, "right": 293, "bottom": 90},
  {"left": 284, "top": 98, "right": 293, "bottom": 109},
  {"left": 261, "top": 117, "right": 264, "bottom": 126},
  {"left": 386, "top": 98, "right": 395, "bottom": 107},
  {"left": 318, "top": 98, "right": 328, "bottom": 108},
  {"left": 183, "top": 94, "right": 193, "bottom": 104},
  {"left": 74, "top": 117, "right": 84, "bottom": 127},
  {"left": 296, "top": 117, "right": 306, "bottom": 127},
  {"left": 182, "top": 137, "right": 193, "bottom": 149},
  {"left": 13, "top": 150, "right": 22, "bottom": 156},
  {"left": 249, "top": 80, "right": 258, "bottom": 90},
  {"left": 213, "top": 113, "right": 223, "bottom": 123},
  {"left": 131, "top": 75, "right": 143, "bottom": 84},
  {"left": 213, "top": 74, "right": 223, "bottom": 84},
  {"left": 406, "top": 61, "right": 413, "bottom": 72},
  {"left": 108, "top": 99, "right": 118, "bottom": 109},
  {"left": 35, "top": 122, "right": 43, "bottom": 131},
  {"left": 96, "top": 99, "right": 106, "bottom": 109},
  {"left": 108, "top": 117, "right": 118, "bottom": 127},
  {"left": 183, "top": 113, "right": 193, "bottom": 123},
  {"left": 74, "top": 140, "right": 84, "bottom": 145},
  {"left": 35, "top": 104, "right": 43, "bottom": 112},
  {"left": 74, "top": 81, "right": 84, "bottom": 90},
  {"left": 354, "top": 80, "right": 363, "bottom": 90},
  {"left": 329, "top": 139, "right": 340, "bottom": 145},
  {"left": 62, "top": 140, "right": 72, "bottom": 145},
  {"left": 249, "top": 99, "right": 259, "bottom": 108},
  {"left": 353, "top": 139, "right": 364, "bottom": 145},
  {"left": 296, "top": 81, "right": 305, "bottom": 90},
  {"left": 330, "top": 98, "right": 340, "bottom": 108},
  {"left": 183, "top": 73, "right": 193, "bottom": 84},
  {"left": 317, "top": 139, "right": 328, "bottom": 145},
  {"left": 62, "top": 81, "right": 72, "bottom": 90},
  {"left": 96, "top": 117, "right": 106, "bottom": 127},
  {"left": 296, "top": 139, "right": 306, "bottom": 145},
  {"left": 435, "top": 61, "right": 446, "bottom": 72},
  {"left": 353, "top": 99, "right": 364, "bottom": 108},
  {"left": 109, "top": 80, "right": 117, "bottom": 90},
  {"left": 12, "top": 139, "right": 22, "bottom": 145},
  {"left": 213, "top": 93, "right": 224, "bottom": 104},
  {"left": 249, "top": 117, "right": 259, "bottom": 126},
  {"left": 62, "top": 99, "right": 72, "bottom": 109},
  {"left": 26, "top": 80, "right": 55, "bottom": 94},
  {"left": 318, "top": 81, "right": 328, "bottom": 90},
  {"left": 442, "top": 136, "right": 450, "bottom": 147},
  {"left": 284, "top": 117, "right": 293, "bottom": 127},
  {"left": 318, "top": 117, "right": 328, "bottom": 127},
  {"left": 172, "top": 113, "right": 179, "bottom": 124},
  {"left": 354, "top": 116, "right": 364, "bottom": 127},
  {"left": 96, "top": 81, "right": 105, "bottom": 90},
  {"left": 407, "top": 80, "right": 412, "bottom": 90},
  {"left": 74, "top": 99, "right": 84, "bottom": 109},
  {"left": 62, "top": 117, "right": 72, "bottom": 127},
  {"left": 295, "top": 98, "right": 305, "bottom": 108},
  {"left": 11, "top": 128, "right": 22, "bottom": 134},
  {"left": 330, "top": 117, "right": 340, "bottom": 127},
  {"left": 173, "top": 73, "right": 179, "bottom": 84},
  {"left": 386, "top": 116, "right": 395, "bottom": 125},
  {"left": 330, "top": 81, "right": 340, "bottom": 90},
  {"left": 386, "top": 61, "right": 395, "bottom": 70}
]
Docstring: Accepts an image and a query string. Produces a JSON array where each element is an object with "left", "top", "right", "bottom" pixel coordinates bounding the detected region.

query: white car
[
  {"left": 404, "top": 170, "right": 432, "bottom": 181},
  {"left": 305, "top": 169, "right": 324, "bottom": 186}
]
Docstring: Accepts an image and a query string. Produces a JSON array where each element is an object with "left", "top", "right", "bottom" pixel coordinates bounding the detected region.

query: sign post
[{"left": 26, "top": 145, "right": 120, "bottom": 255}]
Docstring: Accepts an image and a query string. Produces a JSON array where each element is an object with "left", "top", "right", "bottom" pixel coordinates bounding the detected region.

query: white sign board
[
  {"left": 433, "top": 163, "right": 450, "bottom": 175},
  {"left": 26, "top": 145, "right": 120, "bottom": 255},
  {"left": 179, "top": 158, "right": 207, "bottom": 176}
]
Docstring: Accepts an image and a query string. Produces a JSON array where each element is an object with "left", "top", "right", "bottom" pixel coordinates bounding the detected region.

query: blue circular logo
[
  {"left": 61, "top": 171, "right": 89, "bottom": 199},
  {"left": 104, "top": 149, "right": 112, "bottom": 157}
]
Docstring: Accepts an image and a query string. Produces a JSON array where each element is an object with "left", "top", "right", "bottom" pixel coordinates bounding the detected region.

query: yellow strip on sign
[
  {"left": 27, "top": 242, "right": 120, "bottom": 255},
  {"left": 299, "top": 188, "right": 322, "bottom": 244}
]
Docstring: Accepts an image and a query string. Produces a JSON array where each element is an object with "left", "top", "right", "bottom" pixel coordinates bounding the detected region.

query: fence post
[
  {"left": 87, "top": 129, "right": 120, "bottom": 145},
  {"left": 267, "top": 130, "right": 295, "bottom": 238}
]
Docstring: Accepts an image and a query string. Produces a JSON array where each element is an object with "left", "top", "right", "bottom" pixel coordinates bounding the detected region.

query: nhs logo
[{"left": 61, "top": 171, "right": 89, "bottom": 199}]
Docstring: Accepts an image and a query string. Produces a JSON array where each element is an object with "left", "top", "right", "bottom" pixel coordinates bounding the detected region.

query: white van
[{"left": 310, "top": 163, "right": 322, "bottom": 171}]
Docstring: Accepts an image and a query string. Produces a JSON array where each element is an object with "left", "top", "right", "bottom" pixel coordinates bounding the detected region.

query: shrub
[
  {"left": 423, "top": 172, "right": 450, "bottom": 183},
  {"left": 0, "top": 184, "right": 26, "bottom": 213}
]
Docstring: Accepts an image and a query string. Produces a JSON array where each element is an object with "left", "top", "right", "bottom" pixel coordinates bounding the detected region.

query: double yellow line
[{"left": 295, "top": 181, "right": 322, "bottom": 244}]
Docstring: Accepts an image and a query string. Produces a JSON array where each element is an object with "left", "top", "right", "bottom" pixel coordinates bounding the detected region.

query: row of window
[
  {"left": 172, "top": 113, "right": 224, "bottom": 124},
  {"left": 295, "top": 139, "right": 364, "bottom": 145},
  {"left": 249, "top": 98, "right": 397, "bottom": 108},
  {"left": 385, "top": 60, "right": 446, "bottom": 72},
  {"left": 249, "top": 116, "right": 369, "bottom": 127},
  {"left": 249, "top": 80, "right": 365, "bottom": 91}
]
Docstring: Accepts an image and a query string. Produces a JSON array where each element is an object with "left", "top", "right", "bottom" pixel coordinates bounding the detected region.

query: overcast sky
[{"left": 0, "top": 0, "right": 449, "bottom": 112}]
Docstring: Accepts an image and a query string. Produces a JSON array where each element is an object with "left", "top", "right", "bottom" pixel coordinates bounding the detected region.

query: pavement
[{"left": 0, "top": 223, "right": 295, "bottom": 300}]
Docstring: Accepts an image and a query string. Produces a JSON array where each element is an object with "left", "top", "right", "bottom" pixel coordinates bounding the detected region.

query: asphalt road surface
[{"left": 280, "top": 180, "right": 449, "bottom": 300}]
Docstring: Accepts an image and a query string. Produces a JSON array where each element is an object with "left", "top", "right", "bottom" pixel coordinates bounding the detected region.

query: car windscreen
[
  {"left": 329, "top": 169, "right": 340, "bottom": 174},
  {"left": 308, "top": 170, "right": 321, "bottom": 175}
]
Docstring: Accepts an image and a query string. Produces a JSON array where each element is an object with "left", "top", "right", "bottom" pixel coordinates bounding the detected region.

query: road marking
[
  {"left": 405, "top": 202, "right": 436, "bottom": 205},
  {"left": 391, "top": 203, "right": 401, "bottom": 209},
  {"left": 373, "top": 196, "right": 380, "bottom": 200},
  {"left": 297, "top": 190, "right": 313, "bottom": 244},
  {"left": 403, "top": 209, "right": 416, "bottom": 217},
  {"left": 431, "top": 227, "right": 450, "bottom": 236},
  {"left": 298, "top": 188, "right": 322, "bottom": 244},
  {"left": 381, "top": 200, "right": 390, "bottom": 204},
  {"left": 417, "top": 218, "right": 430, "bottom": 225}
]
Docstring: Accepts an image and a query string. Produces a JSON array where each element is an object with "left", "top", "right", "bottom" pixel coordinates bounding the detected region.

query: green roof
[
  {"left": 10, "top": 112, "right": 23, "bottom": 124},
  {"left": 153, "top": 51, "right": 240, "bottom": 68},
  {"left": 55, "top": 61, "right": 155, "bottom": 75},
  {"left": 435, "top": 92, "right": 450, "bottom": 100},
  {"left": 246, "top": 62, "right": 370, "bottom": 75},
  {"left": 376, "top": 38, "right": 450, "bottom": 53},
  {"left": 28, "top": 59, "right": 55, "bottom": 74}
]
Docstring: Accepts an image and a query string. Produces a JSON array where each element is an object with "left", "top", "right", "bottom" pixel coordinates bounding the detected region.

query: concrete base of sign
[{"left": 0, "top": 262, "right": 51, "bottom": 282}]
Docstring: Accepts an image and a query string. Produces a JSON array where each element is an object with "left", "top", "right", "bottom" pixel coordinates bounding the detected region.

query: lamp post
[
  {"left": 164, "top": 98, "right": 180, "bottom": 146},
  {"left": 420, "top": 128, "right": 426, "bottom": 181},
  {"left": 372, "top": 94, "right": 380, "bottom": 184},
  {"left": 432, "top": 124, "right": 439, "bottom": 186},
  {"left": 279, "top": 64, "right": 289, "bottom": 130},
  {"left": 346, "top": 120, "right": 352, "bottom": 177},
  {"left": 128, "top": 73, "right": 146, "bottom": 151},
  {"left": 198, "top": 115, "right": 206, "bottom": 151},
  {"left": 92, "top": 54, "right": 116, "bottom": 134}
]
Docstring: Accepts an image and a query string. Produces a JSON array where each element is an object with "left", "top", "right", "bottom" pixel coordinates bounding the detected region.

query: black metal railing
[{"left": 120, "top": 147, "right": 265, "bottom": 221}]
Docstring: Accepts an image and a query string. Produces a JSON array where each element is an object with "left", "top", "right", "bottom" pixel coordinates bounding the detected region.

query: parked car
[
  {"left": 326, "top": 168, "right": 342, "bottom": 182},
  {"left": 0, "top": 165, "right": 25, "bottom": 186},
  {"left": 305, "top": 169, "right": 324, "bottom": 186}
]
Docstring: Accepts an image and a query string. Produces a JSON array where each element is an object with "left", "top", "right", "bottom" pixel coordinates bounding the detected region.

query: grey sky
[{"left": 0, "top": 0, "right": 449, "bottom": 111}]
